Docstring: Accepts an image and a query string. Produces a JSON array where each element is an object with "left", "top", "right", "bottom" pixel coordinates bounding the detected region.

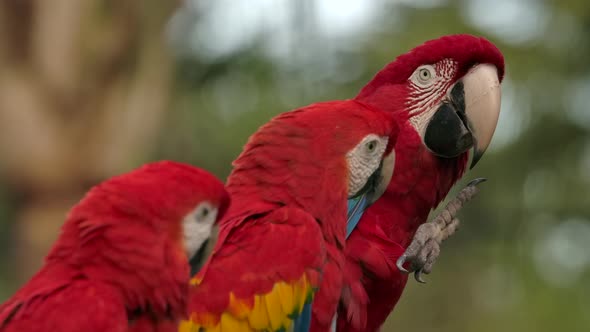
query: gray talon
[
  {"left": 414, "top": 270, "right": 426, "bottom": 284},
  {"left": 396, "top": 178, "right": 487, "bottom": 284},
  {"left": 396, "top": 255, "right": 410, "bottom": 273},
  {"left": 467, "top": 177, "right": 487, "bottom": 187}
]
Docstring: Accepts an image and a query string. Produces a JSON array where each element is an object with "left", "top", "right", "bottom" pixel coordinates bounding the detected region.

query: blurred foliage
[{"left": 1, "top": 0, "right": 590, "bottom": 331}]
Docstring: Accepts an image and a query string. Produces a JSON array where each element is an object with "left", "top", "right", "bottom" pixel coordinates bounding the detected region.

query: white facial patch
[
  {"left": 346, "top": 134, "right": 389, "bottom": 197},
  {"left": 407, "top": 59, "right": 457, "bottom": 138},
  {"left": 182, "top": 201, "right": 219, "bottom": 260}
]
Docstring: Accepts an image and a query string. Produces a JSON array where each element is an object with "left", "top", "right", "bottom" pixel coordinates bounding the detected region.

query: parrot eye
[
  {"left": 412, "top": 65, "right": 436, "bottom": 87},
  {"left": 365, "top": 140, "right": 378, "bottom": 153},
  {"left": 193, "top": 202, "right": 217, "bottom": 223},
  {"left": 346, "top": 134, "right": 389, "bottom": 197},
  {"left": 419, "top": 69, "right": 431, "bottom": 80},
  {"left": 183, "top": 201, "right": 219, "bottom": 260}
]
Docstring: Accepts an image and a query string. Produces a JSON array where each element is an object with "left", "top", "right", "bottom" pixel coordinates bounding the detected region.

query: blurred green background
[{"left": 0, "top": 0, "right": 589, "bottom": 331}]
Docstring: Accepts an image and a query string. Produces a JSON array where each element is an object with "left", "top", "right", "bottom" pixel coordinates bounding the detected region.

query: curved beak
[
  {"left": 463, "top": 64, "right": 502, "bottom": 168},
  {"left": 346, "top": 151, "right": 395, "bottom": 237},
  {"left": 188, "top": 225, "right": 218, "bottom": 275},
  {"left": 424, "top": 64, "right": 502, "bottom": 169},
  {"left": 368, "top": 151, "right": 395, "bottom": 204}
]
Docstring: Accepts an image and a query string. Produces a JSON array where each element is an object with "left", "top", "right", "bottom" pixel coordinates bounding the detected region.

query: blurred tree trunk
[{"left": 0, "top": 0, "right": 176, "bottom": 279}]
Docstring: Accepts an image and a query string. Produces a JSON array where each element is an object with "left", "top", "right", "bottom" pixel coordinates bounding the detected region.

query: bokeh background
[{"left": 1, "top": 0, "right": 589, "bottom": 331}]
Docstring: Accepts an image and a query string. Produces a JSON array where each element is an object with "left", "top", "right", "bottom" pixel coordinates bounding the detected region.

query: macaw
[
  {"left": 0, "top": 161, "right": 230, "bottom": 332},
  {"left": 180, "top": 101, "right": 399, "bottom": 332},
  {"left": 337, "top": 34, "right": 505, "bottom": 331}
]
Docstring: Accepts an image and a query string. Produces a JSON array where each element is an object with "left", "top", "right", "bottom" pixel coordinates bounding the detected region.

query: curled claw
[
  {"left": 395, "top": 178, "right": 488, "bottom": 284},
  {"left": 467, "top": 177, "right": 487, "bottom": 187},
  {"left": 396, "top": 254, "right": 427, "bottom": 283},
  {"left": 396, "top": 255, "right": 410, "bottom": 274},
  {"left": 414, "top": 270, "right": 426, "bottom": 284}
]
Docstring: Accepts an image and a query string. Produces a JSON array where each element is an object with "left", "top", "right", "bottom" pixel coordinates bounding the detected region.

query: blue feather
[
  {"left": 293, "top": 302, "right": 312, "bottom": 332},
  {"left": 293, "top": 195, "right": 369, "bottom": 331},
  {"left": 346, "top": 194, "right": 369, "bottom": 239}
]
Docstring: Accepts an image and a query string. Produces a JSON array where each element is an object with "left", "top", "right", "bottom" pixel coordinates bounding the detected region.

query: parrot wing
[
  {"left": 181, "top": 206, "right": 325, "bottom": 332},
  {"left": 287, "top": 193, "right": 371, "bottom": 332},
  {"left": 0, "top": 279, "right": 127, "bottom": 332},
  {"left": 338, "top": 213, "right": 406, "bottom": 330}
]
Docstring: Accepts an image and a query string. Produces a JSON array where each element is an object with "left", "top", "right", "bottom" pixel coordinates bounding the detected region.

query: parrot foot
[{"left": 396, "top": 178, "right": 487, "bottom": 283}]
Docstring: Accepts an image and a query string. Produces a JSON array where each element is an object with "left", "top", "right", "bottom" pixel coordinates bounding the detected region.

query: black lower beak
[
  {"left": 346, "top": 163, "right": 383, "bottom": 238},
  {"left": 189, "top": 239, "right": 209, "bottom": 275},
  {"left": 424, "top": 82, "right": 474, "bottom": 159},
  {"left": 470, "top": 146, "right": 485, "bottom": 169}
]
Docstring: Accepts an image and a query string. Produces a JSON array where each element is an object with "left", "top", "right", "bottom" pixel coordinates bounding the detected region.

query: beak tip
[{"left": 469, "top": 149, "right": 484, "bottom": 169}]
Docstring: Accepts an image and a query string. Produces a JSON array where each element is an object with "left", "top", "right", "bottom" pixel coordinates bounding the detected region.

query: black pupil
[
  {"left": 201, "top": 208, "right": 209, "bottom": 218},
  {"left": 422, "top": 70, "right": 428, "bottom": 77},
  {"left": 368, "top": 141, "right": 375, "bottom": 151}
]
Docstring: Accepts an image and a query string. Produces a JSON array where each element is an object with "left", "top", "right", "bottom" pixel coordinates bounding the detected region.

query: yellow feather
[
  {"left": 209, "top": 323, "right": 222, "bottom": 332},
  {"left": 292, "top": 280, "right": 303, "bottom": 314},
  {"left": 264, "top": 285, "right": 285, "bottom": 331},
  {"left": 276, "top": 282, "right": 295, "bottom": 316},
  {"left": 247, "top": 295, "right": 270, "bottom": 329},
  {"left": 296, "top": 276, "right": 309, "bottom": 310},
  {"left": 186, "top": 276, "right": 315, "bottom": 332},
  {"left": 220, "top": 312, "right": 244, "bottom": 331},
  {"left": 190, "top": 275, "right": 203, "bottom": 286},
  {"left": 303, "top": 274, "right": 311, "bottom": 295},
  {"left": 177, "top": 320, "right": 197, "bottom": 332},
  {"left": 228, "top": 292, "right": 251, "bottom": 319}
]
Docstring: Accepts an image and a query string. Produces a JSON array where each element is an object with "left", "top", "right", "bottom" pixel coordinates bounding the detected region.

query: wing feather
[{"left": 182, "top": 207, "right": 325, "bottom": 332}]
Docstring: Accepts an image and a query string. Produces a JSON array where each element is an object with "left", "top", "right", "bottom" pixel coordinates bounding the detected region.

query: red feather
[
  {"left": 0, "top": 161, "right": 229, "bottom": 332},
  {"left": 337, "top": 34, "right": 505, "bottom": 331},
  {"left": 185, "top": 101, "right": 399, "bottom": 332}
]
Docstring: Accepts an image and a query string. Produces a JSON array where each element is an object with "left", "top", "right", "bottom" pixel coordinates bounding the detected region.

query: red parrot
[
  {"left": 181, "top": 101, "right": 398, "bottom": 332},
  {"left": 337, "top": 34, "right": 505, "bottom": 331},
  {"left": 0, "top": 161, "right": 229, "bottom": 332}
]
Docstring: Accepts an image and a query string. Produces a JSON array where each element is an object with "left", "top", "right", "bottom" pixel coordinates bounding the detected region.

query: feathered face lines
[
  {"left": 357, "top": 34, "right": 504, "bottom": 97},
  {"left": 406, "top": 59, "right": 458, "bottom": 121},
  {"left": 345, "top": 133, "right": 389, "bottom": 198},
  {"left": 355, "top": 34, "right": 504, "bottom": 168}
]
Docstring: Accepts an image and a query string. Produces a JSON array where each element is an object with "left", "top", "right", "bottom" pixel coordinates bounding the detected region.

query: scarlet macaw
[
  {"left": 337, "top": 34, "right": 504, "bottom": 331},
  {"left": 0, "top": 161, "right": 229, "bottom": 332},
  {"left": 181, "top": 101, "right": 399, "bottom": 332}
]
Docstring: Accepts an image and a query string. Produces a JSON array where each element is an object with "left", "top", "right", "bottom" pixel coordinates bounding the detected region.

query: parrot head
[
  {"left": 356, "top": 34, "right": 504, "bottom": 168},
  {"left": 228, "top": 102, "right": 397, "bottom": 223},
  {"left": 50, "top": 160, "right": 229, "bottom": 316},
  {"left": 81, "top": 161, "right": 230, "bottom": 261},
  {"left": 343, "top": 118, "right": 396, "bottom": 207}
]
